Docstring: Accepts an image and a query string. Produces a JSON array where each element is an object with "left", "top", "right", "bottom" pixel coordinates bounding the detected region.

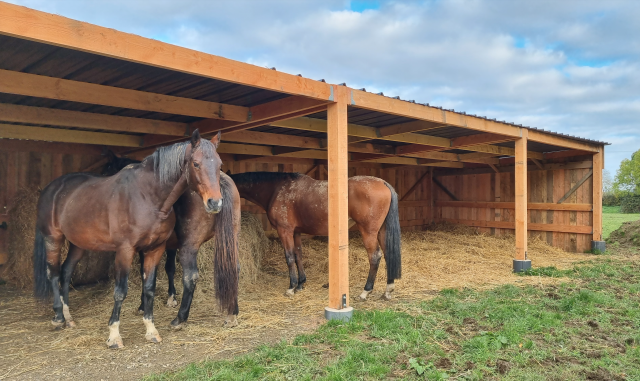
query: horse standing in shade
[
  {"left": 33, "top": 131, "right": 238, "bottom": 348},
  {"left": 101, "top": 154, "right": 242, "bottom": 329},
  {"left": 229, "top": 172, "right": 401, "bottom": 300}
]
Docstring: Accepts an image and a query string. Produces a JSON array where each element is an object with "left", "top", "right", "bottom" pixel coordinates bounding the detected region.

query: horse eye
[{"left": 194, "top": 162, "right": 200, "bottom": 168}]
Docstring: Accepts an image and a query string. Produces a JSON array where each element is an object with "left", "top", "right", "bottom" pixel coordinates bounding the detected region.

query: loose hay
[
  {"left": 0, "top": 221, "right": 598, "bottom": 380},
  {"left": 1, "top": 187, "right": 113, "bottom": 289}
]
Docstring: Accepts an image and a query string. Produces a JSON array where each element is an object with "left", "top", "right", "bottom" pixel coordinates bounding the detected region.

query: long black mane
[{"left": 229, "top": 171, "right": 303, "bottom": 185}]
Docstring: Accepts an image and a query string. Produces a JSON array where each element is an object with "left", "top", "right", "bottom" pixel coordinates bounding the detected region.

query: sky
[{"left": 7, "top": 0, "right": 640, "bottom": 176}]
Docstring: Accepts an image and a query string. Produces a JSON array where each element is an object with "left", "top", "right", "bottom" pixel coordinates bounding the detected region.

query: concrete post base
[
  {"left": 591, "top": 241, "right": 606, "bottom": 253},
  {"left": 324, "top": 306, "right": 353, "bottom": 322},
  {"left": 513, "top": 259, "right": 532, "bottom": 273}
]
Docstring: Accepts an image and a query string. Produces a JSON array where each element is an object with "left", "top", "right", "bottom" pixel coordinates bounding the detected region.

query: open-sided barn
[{"left": 0, "top": 2, "right": 606, "bottom": 316}]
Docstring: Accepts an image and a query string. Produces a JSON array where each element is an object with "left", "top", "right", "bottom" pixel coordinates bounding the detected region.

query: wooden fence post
[
  {"left": 325, "top": 86, "right": 352, "bottom": 320},
  {"left": 514, "top": 129, "right": 531, "bottom": 272}
]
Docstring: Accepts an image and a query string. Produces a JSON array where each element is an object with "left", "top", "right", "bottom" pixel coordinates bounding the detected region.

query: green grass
[
  {"left": 603, "top": 206, "right": 640, "bottom": 239},
  {"left": 147, "top": 255, "right": 640, "bottom": 381}
]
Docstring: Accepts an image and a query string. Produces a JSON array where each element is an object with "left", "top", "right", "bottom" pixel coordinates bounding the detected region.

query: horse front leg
[
  {"left": 107, "top": 247, "right": 135, "bottom": 349},
  {"left": 359, "top": 229, "right": 383, "bottom": 301},
  {"left": 165, "top": 249, "right": 178, "bottom": 308},
  {"left": 59, "top": 244, "right": 85, "bottom": 328},
  {"left": 277, "top": 228, "right": 298, "bottom": 297},
  {"left": 141, "top": 245, "right": 165, "bottom": 344},
  {"left": 293, "top": 232, "right": 307, "bottom": 292},
  {"left": 170, "top": 246, "right": 198, "bottom": 330},
  {"left": 137, "top": 251, "right": 145, "bottom": 314}
]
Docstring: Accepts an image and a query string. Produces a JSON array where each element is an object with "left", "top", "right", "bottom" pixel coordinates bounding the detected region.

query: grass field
[
  {"left": 603, "top": 205, "right": 640, "bottom": 239},
  {"left": 147, "top": 250, "right": 640, "bottom": 381}
]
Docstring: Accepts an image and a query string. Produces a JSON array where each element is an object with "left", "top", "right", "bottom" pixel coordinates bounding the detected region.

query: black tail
[
  {"left": 214, "top": 175, "right": 240, "bottom": 315},
  {"left": 33, "top": 228, "right": 51, "bottom": 300},
  {"left": 383, "top": 182, "right": 402, "bottom": 281}
]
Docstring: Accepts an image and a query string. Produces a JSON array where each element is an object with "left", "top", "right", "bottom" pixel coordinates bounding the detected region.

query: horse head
[
  {"left": 101, "top": 150, "right": 140, "bottom": 176},
  {"left": 186, "top": 129, "right": 224, "bottom": 214}
]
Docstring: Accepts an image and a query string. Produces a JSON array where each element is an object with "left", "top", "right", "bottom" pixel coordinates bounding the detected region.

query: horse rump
[
  {"left": 383, "top": 182, "right": 402, "bottom": 281},
  {"left": 213, "top": 175, "right": 240, "bottom": 315},
  {"left": 33, "top": 228, "right": 51, "bottom": 300}
]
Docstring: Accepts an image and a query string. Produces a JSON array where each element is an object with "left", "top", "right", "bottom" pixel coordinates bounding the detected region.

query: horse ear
[
  {"left": 225, "top": 169, "right": 231, "bottom": 176},
  {"left": 105, "top": 149, "right": 117, "bottom": 161},
  {"left": 191, "top": 129, "right": 201, "bottom": 148},
  {"left": 210, "top": 131, "right": 221, "bottom": 149}
]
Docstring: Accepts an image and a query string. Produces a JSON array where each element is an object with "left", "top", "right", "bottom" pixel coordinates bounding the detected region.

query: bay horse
[
  {"left": 229, "top": 172, "right": 401, "bottom": 300},
  {"left": 101, "top": 155, "right": 241, "bottom": 330},
  {"left": 33, "top": 130, "right": 239, "bottom": 348}
]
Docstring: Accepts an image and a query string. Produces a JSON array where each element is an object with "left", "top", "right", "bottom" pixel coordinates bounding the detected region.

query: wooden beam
[
  {"left": 0, "top": 138, "right": 102, "bottom": 155},
  {"left": 592, "top": 150, "right": 603, "bottom": 242},
  {"left": 0, "top": 69, "right": 248, "bottom": 121},
  {"left": 362, "top": 156, "right": 464, "bottom": 168},
  {"left": 543, "top": 149, "right": 592, "bottom": 160},
  {"left": 349, "top": 89, "right": 600, "bottom": 152},
  {"left": 436, "top": 201, "right": 593, "bottom": 212},
  {"left": 327, "top": 86, "right": 350, "bottom": 310},
  {"left": 432, "top": 177, "right": 458, "bottom": 201},
  {"left": 400, "top": 170, "right": 431, "bottom": 201},
  {"left": 429, "top": 167, "right": 434, "bottom": 224},
  {"left": 0, "top": 2, "right": 332, "bottom": 100},
  {"left": 531, "top": 158, "right": 544, "bottom": 170},
  {"left": 434, "top": 160, "right": 593, "bottom": 177},
  {"left": 438, "top": 218, "right": 592, "bottom": 234},
  {"left": 489, "top": 164, "right": 500, "bottom": 173},
  {"left": 515, "top": 130, "right": 528, "bottom": 261},
  {"left": 305, "top": 165, "right": 318, "bottom": 176},
  {"left": 377, "top": 120, "right": 446, "bottom": 137},
  {"left": 451, "top": 133, "right": 515, "bottom": 148},
  {"left": 557, "top": 169, "right": 593, "bottom": 204},
  {"left": 271, "top": 117, "right": 544, "bottom": 159},
  {"left": 0, "top": 124, "right": 141, "bottom": 147},
  {"left": 0, "top": 103, "right": 186, "bottom": 136}
]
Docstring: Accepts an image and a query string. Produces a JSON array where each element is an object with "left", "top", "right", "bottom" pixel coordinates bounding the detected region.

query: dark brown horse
[
  {"left": 101, "top": 156, "right": 241, "bottom": 329},
  {"left": 33, "top": 131, "right": 238, "bottom": 348},
  {"left": 230, "top": 172, "right": 401, "bottom": 300}
]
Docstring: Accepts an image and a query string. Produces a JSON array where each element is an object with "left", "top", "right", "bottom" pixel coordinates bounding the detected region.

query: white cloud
[{"left": 6, "top": 0, "right": 640, "bottom": 173}]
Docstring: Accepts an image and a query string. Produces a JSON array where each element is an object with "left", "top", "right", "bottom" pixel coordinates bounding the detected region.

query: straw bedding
[{"left": 0, "top": 220, "right": 596, "bottom": 379}]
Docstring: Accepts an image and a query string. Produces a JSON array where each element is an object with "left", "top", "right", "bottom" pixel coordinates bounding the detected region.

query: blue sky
[{"left": 8, "top": 0, "right": 640, "bottom": 178}]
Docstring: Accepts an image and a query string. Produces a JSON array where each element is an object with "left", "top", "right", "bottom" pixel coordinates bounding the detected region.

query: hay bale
[{"left": 1, "top": 187, "right": 114, "bottom": 289}]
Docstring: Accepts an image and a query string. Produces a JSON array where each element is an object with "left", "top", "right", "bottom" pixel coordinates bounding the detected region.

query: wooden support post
[
  {"left": 592, "top": 148, "right": 604, "bottom": 250},
  {"left": 400, "top": 170, "right": 431, "bottom": 201},
  {"left": 325, "top": 86, "right": 351, "bottom": 320},
  {"left": 514, "top": 129, "right": 530, "bottom": 271},
  {"left": 429, "top": 167, "right": 434, "bottom": 224}
]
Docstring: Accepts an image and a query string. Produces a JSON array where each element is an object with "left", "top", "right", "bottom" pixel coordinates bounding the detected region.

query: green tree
[{"left": 613, "top": 149, "right": 640, "bottom": 195}]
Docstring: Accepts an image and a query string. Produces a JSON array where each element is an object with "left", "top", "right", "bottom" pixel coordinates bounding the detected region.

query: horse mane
[
  {"left": 146, "top": 140, "right": 216, "bottom": 184},
  {"left": 229, "top": 171, "right": 303, "bottom": 185}
]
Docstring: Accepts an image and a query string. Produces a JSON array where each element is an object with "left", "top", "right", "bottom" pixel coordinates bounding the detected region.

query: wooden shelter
[{"left": 0, "top": 3, "right": 606, "bottom": 316}]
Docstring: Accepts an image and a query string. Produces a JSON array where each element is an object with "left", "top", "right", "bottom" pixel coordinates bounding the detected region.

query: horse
[
  {"left": 33, "top": 130, "right": 238, "bottom": 348},
  {"left": 229, "top": 172, "right": 401, "bottom": 300},
  {"left": 101, "top": 155, "right": 241, "bottom": 330}
]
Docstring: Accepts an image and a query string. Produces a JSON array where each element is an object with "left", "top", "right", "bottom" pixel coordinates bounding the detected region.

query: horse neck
[
  {"left": 235, "top": 180, "right": 279, "bottom": 211},
  {"left": 139, "top": 158, "right": 189, "bottom": 212}
]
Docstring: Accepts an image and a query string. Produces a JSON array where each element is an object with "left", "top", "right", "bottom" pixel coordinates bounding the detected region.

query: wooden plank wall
[
  {"left": 223, "top": 161, "right": 432, "bottom": 233},
  {"left": 0, "top": 150, "right": 103, "bottom": 263},
  {"left": 434, "top": 167, "right": 593, "bottom": 253}
]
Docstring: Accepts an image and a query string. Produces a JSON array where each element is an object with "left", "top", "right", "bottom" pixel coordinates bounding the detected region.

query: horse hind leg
[
  {"left": 278, "top": 229, "right": 298, "bottom": 297},
  {"left": 359, "top": 229, "right": 383, "bottom": 301},
  {"left": 165, "top": 249, "right": 178, "bottom": 308},
  {"left": 137, "top": 251, "right": 145, "bottom": 315},
  {"left": 44, "top": 235, "right": 66, "bottom": 328},
  {"left": 377, "top": 225, "right": 395, "bottom": 301},
  {"left": 170, "top": 246, "right": 198, "bottom": 330},
  {"left": 59, "top": 244, "right": 86, "bottom": 328},
  {"left": 293, "top": 232, "right": 307, "bottom": 292}
]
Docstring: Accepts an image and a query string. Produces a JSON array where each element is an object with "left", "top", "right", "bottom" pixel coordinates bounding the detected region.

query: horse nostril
[{"left": 207, "top": 198, "right": 223, "bottom": 211}]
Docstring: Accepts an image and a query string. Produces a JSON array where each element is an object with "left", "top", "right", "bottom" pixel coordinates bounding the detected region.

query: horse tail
[
  {"left": 383, "top": 182, "right": 402, "bottom": 281},
  {"left": 33, "top": 227, "right": 51, "bottom": 300},
  {"left": 213, "top": 175, "right": 240, "bottom": 315}
]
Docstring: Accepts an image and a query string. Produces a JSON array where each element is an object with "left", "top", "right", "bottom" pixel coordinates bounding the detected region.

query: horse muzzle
[{"left": 205, "top": 198, "right": 223, "bottom": 214}]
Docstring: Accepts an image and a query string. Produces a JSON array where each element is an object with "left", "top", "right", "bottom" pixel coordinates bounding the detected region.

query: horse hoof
[
  {"left": 145, "top": 333, "right": 163, "bottom": 343},
  {"left": 137, "top": 309, "right": 144, "bottom": 316},
  {"left": 106, "top": 337, "right": 124, "bottom": 349},
  {"left": 284, "top": 289, "right": 295, "bottom": 297},
  {"left": 51, "top": 319, "right": 65, "bottom": 328},
  {"left": 359, "top": 292, "right": 370, "bottom": 301},
  {"left": 382, "top": 293, "right": 393, "bottom": 301},
  {"left": 296, "top": 284, "right": 305, "bottom": 292},
  {"left": 170, "top": 318, "right": 183, "bottom": 330},
  {"left": 223, "top": 318, "right": 238, "bottom": 328},
  {"left": 166, "top": 295, "right": 178, "bottom": 308},
  {"left": 66, "top": 320, "right": 77, "bottom": 328}
]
